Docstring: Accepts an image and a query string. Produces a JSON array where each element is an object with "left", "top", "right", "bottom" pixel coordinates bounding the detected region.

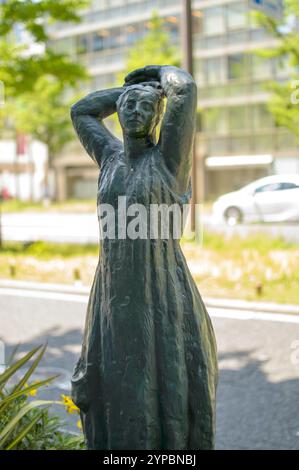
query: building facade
[
  {"left": 49, "top": 0, "right": 299, "bottom": 201},
  {"left": 0, "top": 136, "right": 48, "bottom": 201}
]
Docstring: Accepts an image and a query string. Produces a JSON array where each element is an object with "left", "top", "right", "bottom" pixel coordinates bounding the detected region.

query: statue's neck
[{"left": 123, "top": 133, "right": 155, "bottom": 161}]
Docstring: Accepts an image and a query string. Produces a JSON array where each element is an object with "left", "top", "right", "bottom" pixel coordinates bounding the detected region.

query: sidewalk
[{"left": 1, "top": 279, "right": 299, "bottom": 316}]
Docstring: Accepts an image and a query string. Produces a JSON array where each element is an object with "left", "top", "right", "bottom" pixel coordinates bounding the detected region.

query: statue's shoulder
[{"left": 100, "top": 142, "right": 124, "bottom": 168}]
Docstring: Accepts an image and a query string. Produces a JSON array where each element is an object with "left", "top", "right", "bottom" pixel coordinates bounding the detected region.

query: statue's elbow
[
  {"left": 185, "top": 79, "right": 197, "bottom": 98},
  {"left": 70, "top": 104, "right": 79, "bottom": 121}
]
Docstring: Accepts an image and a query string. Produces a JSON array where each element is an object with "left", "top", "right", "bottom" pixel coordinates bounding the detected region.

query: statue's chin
[{"left": 125, "top": 128, "right": 147, "bottom": 138}]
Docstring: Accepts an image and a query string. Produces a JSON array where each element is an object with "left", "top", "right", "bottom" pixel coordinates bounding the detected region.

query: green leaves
[
  {"left": 5, "top": 409, "right": 45, "bottom": 450},
  {"left": 0, "top": 0, "right": 90, "bottom": 163},
  {"left": 0, "top": 344, "right": 85, "bottom": 450},
  {"left": 0, "top": 344, "right": 58, "bottom": 450},
  {"left": 0, "top": 400, "right": 54, "bottom": 449},
  {"left": 10, "top": 74, "right": 86, "bottom": 163},
  {"left": 0, "top": 0, "right": 89, "bottom": 42},
  {"left": 125, "top": 12, "right": 180, "bottom": 75},
  {"left": 252, "top": 0, "right": 299, "bottom": 143},
  {"left": 0, "top": 344, "right": 42, "bottom": 391},
  {"left": 0, "top": 0, "right": 89, "bottom": 98}
]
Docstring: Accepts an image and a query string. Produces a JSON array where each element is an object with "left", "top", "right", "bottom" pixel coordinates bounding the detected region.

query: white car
[{"left": 212, "top": 174, "right": 299, "bottom": 225}]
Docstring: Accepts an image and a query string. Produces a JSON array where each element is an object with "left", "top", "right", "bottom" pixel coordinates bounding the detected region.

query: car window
[
  {"left": 280, "top": 182, "right": 299, "bottom": 190},
  {"left": 255, "top": 183, "right": 282, "bottom": 193}
]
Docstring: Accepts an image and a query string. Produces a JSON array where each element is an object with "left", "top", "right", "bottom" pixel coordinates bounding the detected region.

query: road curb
[
  {"left": 1, "top": 279, "right": 299, "bottom": 315},
  {"left": 203, "top": 297, "right": 299, "bottom": 316},
  {"left": 0, "top": 279, "right": 90, "bottom": 295}
]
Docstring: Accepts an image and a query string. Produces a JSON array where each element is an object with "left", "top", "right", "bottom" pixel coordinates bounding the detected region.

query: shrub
[{"left": 0, "top": 344, "right": 85, "bottom": 450}]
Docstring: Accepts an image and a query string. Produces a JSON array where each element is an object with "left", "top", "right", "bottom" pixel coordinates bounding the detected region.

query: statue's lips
[{"left": 127, "top": 119, "right": 143, "bottom": 124}]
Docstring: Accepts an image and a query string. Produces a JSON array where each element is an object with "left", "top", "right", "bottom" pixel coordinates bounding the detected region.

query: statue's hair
[{"left": 116, "top": 82, "right": 165, "bottom": 123}]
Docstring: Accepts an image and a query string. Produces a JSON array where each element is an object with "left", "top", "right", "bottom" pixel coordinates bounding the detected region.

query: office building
[{"left": 49, "top": 0, "right": 298, "bottom": 200}]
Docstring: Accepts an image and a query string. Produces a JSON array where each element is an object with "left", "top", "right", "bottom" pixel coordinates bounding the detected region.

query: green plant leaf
[
  {"left": 0, "top": 345, "right": 42, "bottom": 390},
  {"left": 5, "top": 410, "right": 45, "bottom": 450},
  {"left": 0, "top": 399, "right": 62, "bottom": 449},
  {"left": 0, "top": 375, "right": 59, "bottom": 414},
  {"left": 12, "top": 343, "right": 48, "bottom": 393}
]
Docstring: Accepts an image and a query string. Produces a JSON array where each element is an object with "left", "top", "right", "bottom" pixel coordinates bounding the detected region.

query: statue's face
[{"left": 118, "top": 90, "right": 160, "bottom": 138}]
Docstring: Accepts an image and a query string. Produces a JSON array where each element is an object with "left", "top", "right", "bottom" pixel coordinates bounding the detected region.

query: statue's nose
[{"left": 134, "top": 105, "right": 141, "bottom": 116}]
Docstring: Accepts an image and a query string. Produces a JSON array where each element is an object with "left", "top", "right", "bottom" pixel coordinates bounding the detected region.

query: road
[
  {"left": 1, "top": 212, "right": 99, "bottom": 244},
  {"left": 2, "top": 212, "right": 299, "bottom": 244},
  {"left": 0, "top": 286, "right": 299, "bottom": 449}
]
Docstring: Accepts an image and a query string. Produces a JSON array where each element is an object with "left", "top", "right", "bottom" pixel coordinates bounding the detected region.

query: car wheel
[{"left": 224, "top": 206, "right": 243, "bottom": 226}]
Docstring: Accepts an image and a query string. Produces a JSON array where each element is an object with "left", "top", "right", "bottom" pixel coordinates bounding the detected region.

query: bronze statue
[{"left": 70, "top": 65, "right": 218, "bottom": 450}]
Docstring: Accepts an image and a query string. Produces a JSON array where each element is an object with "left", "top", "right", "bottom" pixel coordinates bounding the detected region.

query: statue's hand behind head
[{"left": 124, "top": 65, "right": 162, "bottom": 86}]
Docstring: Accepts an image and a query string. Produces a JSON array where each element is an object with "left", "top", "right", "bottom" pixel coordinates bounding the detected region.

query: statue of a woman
[{"left": 70, "top": 65, "right": 218, "bottom": 450}]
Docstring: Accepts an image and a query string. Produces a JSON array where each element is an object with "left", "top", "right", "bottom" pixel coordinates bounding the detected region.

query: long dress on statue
[{"left": 71, "top": 144, "right": 218, "bottom": 450}]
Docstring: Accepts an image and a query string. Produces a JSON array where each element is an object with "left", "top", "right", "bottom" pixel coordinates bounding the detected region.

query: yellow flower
[
  {"left": 61, "top": 394, "right": 80, "bottom": 414},
  {"left": 76, "top": 419, "right": 82, "bottom": 430},
  {"left": 24, "top": 382, "right": 38, "bottom": 397}
]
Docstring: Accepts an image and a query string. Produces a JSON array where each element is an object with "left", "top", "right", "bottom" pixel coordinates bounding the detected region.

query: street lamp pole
[{"left": 181, "top": 0, "right": 197, "bottom": 232}]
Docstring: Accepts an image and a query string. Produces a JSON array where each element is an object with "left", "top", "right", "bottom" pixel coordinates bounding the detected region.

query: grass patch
[
  {"left": 183, "top": 231, "right": 299, "bottom": 305},
  {"left": 0, "top": 241, "right": 99, "bottom": 259},
  {"left": 0, "top": 241, "right": 99, "bottom": 285},
  {"left": 1, "top": 199, "right": 97, "bottom": 213},
  {"left": 0, "top": 232, "right": 298, "bottom": 305},
  {"left": 202, "top": 230, "right": 297, "bottom": 253}
]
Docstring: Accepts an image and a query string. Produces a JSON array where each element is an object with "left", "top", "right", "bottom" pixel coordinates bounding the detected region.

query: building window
[
  {"left": 230, "top": 136, "right": 251, "bottom": 153},
  {"left": 125, "top": 24, "right": 141, "bottom": 46},
  {"left": 194, "top": 59, "right": 204, "bottom": 86},
  {"left": 227, "top": 30, "right": 248, "bottom": 44},
  {"left": 203, "top": 7, "right": 226, "bottom": 36},
  {"left": 251, "top": 55, "right": 273, "bottom": 80},
  {"left": 204, "top": 107, "right": 229, "bottom": 135},
  {"left": 228, "top": 106, "right": 248, "bottom": 132},
  {"left": 226, "top": 2, "right": 247, "bottom": 30},
  {"left": 91, "top": 0, "right": 109, "bottom": 10},
  {"left": 228, "top": 53, "right": 248, "bottom": 81},
  {"left": 92, "top": 32, "right": 104, "bottom": 52},
  {"left": 251, "top": 104, "right": 274, "bottom": 130},
  {"left": 204, "top": 57, "right": 226, "bottom": 85},
  {"left": 76, "top": 35, "right": 89, "bottom": 55},
  {"left": 204, "top": 35, "right": 226, "bottom": 49},
  {"left": 109, "top": 27, "right": 123, "bottom": 49},
  {"left": 108, "top": 0, "right": 127, "bottom": 7}
]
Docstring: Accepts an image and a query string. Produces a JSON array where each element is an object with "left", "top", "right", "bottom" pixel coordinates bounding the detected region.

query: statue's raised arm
[
  {"left": 70, "top": 87, "right": 124, "bottom": 168},
  {"left": 124, "top": 65, "right": 197, "bottom": 195}
]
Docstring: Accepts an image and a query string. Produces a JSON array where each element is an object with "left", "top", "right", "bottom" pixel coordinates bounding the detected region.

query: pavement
[
  {"left": 2, "top": 211, "right": 299, "bottom": 244},
  {"left": 0, "top": 281, "right": 299, "bottom": 449},
  {"left": 1, "top": 212, "right": 99, "bottom": 244}
]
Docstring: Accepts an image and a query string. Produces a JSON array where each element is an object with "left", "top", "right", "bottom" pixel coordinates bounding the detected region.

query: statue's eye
[
  {"left": 142, "top": 102, "right": 153, "bottom": 111},
  {"left": 126, "top": 101, "right": 135, "bottom": 110}
]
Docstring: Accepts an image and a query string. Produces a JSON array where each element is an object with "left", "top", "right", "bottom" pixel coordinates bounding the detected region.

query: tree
[
  {"left": 121, "top": 12, "right": 180, "bottom": 77},
  {"left": 10, "top": 75, "right": 82, "bottom": 193},
  {"left": 252, "top": 0, "right": 299, "bottom": 141},
  {"left": 0, "top": 0, "right": 89, "bottom": 96},
  {"left": 0, "top": 0, "right": 90, "bottom": 198},
  {"left": 0, "top": 0, "right": 90, "bottom": 135}
]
